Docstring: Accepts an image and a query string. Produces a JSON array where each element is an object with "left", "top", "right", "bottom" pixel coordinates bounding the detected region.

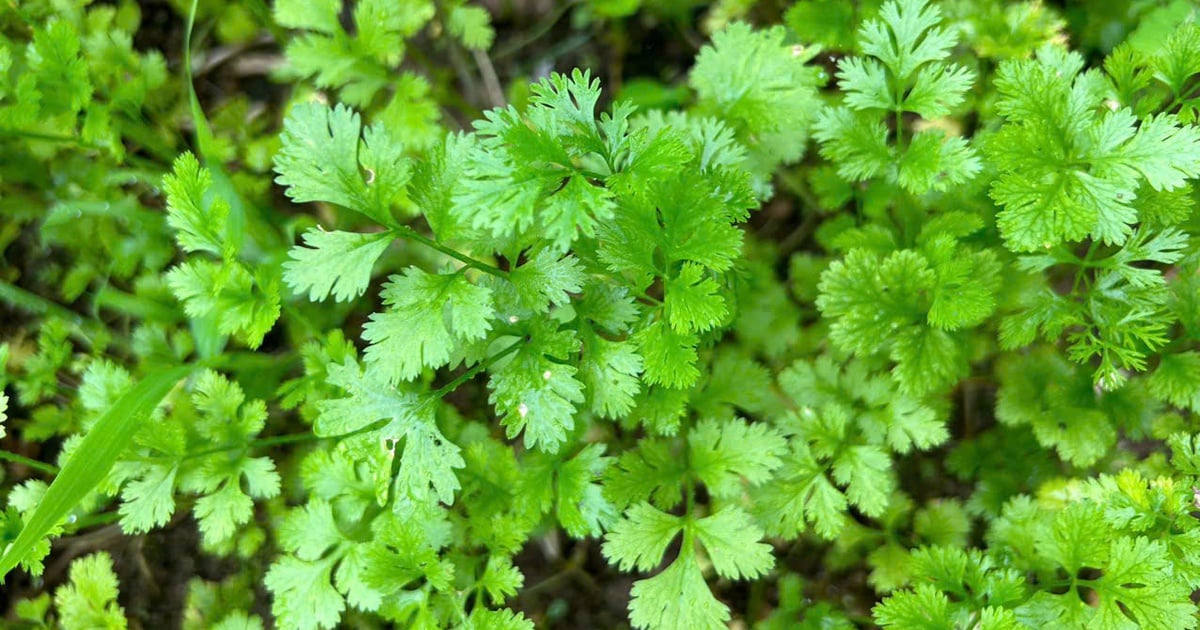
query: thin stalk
[
  {"left": 1, "top": 129, "right": 91, "bottom": 145},
  {"left": 184, "top": 341, "right": 524, "bottom": 462},
  {"left": 1072, "top": 240, "right": 1101, "bottom": 294},
  {"left": 492, "top": 0, "right": 579, "bottom": 60},
  {"left": 94, "top": 285, "right": 181, "bottom": 323},
  {"left": 0, "top": 450, "right": 59, "bottom": 475},
  {"left": 180, "top": 418, "right": 389, "bottom": 462},
  {"left": 394, "top": 226, "right": 508, "bottom": 278},
  {"left": 0, "top": 281, "right": 95, "bottom": 329},
  {"left": 895, "top": 106, "right": 905, "bottom": 150},
  {"left": 64, "top": 510, "right": 121, "bottom": 531},
  {"left": 430, "top": 340, "right": 523, "bottom": 399},
  {"left": 0, "top": 281, "right": 113, "bottom": 350}
]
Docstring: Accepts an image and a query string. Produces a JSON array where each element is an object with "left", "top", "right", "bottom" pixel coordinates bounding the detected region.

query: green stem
[
  {"left": 94, "top": 285, "right": 181, "bottom": 323},
  {"left": 430, "top": 340, "right": 523, "bottom": 399},
  {"left": 184, "top": 342, "right": 524, "bottom": 462},
  {"left": 0, "top": 281, "right": 111, "bottom": 348},
  {"left": 181, "top": 419, "right": 387, "bottom": 462},
  {"left": 1072, "top": 240, "right": 1101, "bottom": 294},
  {"left": 0, "top": 129, "right": 90, "bottom": 145},
  {"left": 492, "top": 0, "right": 580, "bottom": 60},
  {"left": 0, "top": 281, "right": 92, "bottom": 328},
  {"left": 65, "top": 510, "right": 120, "bottom": 531},
  {"left": 394, "top": 226, "right": 508, "bottom": 278},
  {"left": 0, "top": 450, "right": 59, "bottom": 475}
]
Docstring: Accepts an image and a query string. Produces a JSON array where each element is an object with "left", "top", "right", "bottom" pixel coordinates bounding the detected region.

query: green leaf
[
  {"left": 627, "top": 546, "right": 729, "bottom": 630},
  {"left": 264, "top": 556, "right": 344, "bottom": 630},
  {"left": 54, "top": 553, "right": 127, "bottom": 630},
  {"left": 507, "top": 250, "right": 585, "bottom": 314},
  {"left": 690, "top": 23, "right": 823, "bottom": 176},
  {"left": 816, "top": 0, "right": 979, "bottom": 193},
  {"left": 602, "top": 503, "right": 683, "bottom": 572},
  {"left": 274, "top": 0, "right": 341, "bottom": 32},
  {"left": 604, "top": 439, "right": 688, "bottom": 511},
  {"left": 487, "top": 324, "right": 584, "bottom": 452},
  {"left": 987, "top": 48, "right": 1200, "bottom": 251},
  {"left": 1091, "top": 537, "right": 1196, "bottom": 629},
  {"left": 0, "top": 366, "right": 194, "bottom": 580},
  {"left": 818, "top": 246, "right": 988, "bottom": 395},
  {"left": 275, "top": 102, "right": 411, "bottom": 226},
  {"left": 362, "top": 267, "right": 493, "bottom": 384},
  {"left": 633, "top": 320, "right": 700, "bottom": 390},
  {"left": 283, "top": 229, "right": 392, "bottom": 303},
  {"left": 478, "top": 555, "right": 523, "bottom": 604},
  {"left": 751, "top": 441, "right": 849, "bottom": 539},
  {"left": 554, "top": 444, "right": 617, "bottom": 538},
  {"left": 316, "top": 358, "right": 463, "bottom": 504},
  {"left": 693, "top": 506, "right": 774, "bottom": 579},
  {"left": 874, "top": 583, "right": 954, "bottom": 629},
  {"left": 861, "top": 0, "right": 956, "bottom": 80},
  {"left": 28, "top": 19, "right": 92, "bottom": 117},
  {"left": 457, "top": 70, "right": 616, "bottom": 252},
  {"left": 578, "top": 337, "right": 643, "bottom": 419},
  {"left": 163, "top": 152, "right": 230, "bottom": 257},
  {"left": 447, "top": 6, "right": 494, "bottom": 50},
  {"left": 831, "top": 444, "right": 893, "bottom": 517},
  {"left": 1148, "top": 351, "right": 1200, "bottom": 412},
  {"left": 118, "top": 462, "right": 177, "bottom": 533},
  {"left": 665, "top": 263, "right": 727, "bottom": 333},
  {"left": 166, "top": 260, "right": 280, "bottom": 349},
  {"left": 688, "top": 418, "right": 787, "bottom": 499}
]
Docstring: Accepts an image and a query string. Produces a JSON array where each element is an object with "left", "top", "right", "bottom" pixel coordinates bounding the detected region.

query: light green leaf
[{"left": 283, "top": 229, "right": 392, "bottom": 302}]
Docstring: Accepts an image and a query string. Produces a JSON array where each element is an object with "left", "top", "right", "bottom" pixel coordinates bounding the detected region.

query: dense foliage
[{"left": 4, "top": 0, "right": 1200, "bottom": 628}]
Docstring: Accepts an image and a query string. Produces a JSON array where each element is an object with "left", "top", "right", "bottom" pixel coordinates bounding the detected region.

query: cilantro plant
[{"left": 3, "top": 0, "right": 1200, "bottom": 629}]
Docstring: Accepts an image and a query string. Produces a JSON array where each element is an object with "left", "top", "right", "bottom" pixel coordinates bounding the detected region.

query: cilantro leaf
[
  {"left": 633, "top": 320, "right": 700, "bottom": 390},
  {"left": 447, "top": 5, "right": 494, "bottom": 50},
  {"left": 506, "top": 250, "right": 585, "bottom": 314},
  {"left": 283, "top": 229, "right": 392, "bottom": 303},
  {"left": 275, "top": 102, "right": 411, "bottom": 226},
  {"left": 987, "top": 47, "right": 1200, "bottom": 251},
  {"left": 264, "top": 555, "right": 344, "bottom": 630},
  {"left": 54, "top": 553, "right": 127, "bottom": 630},
  {"left": 362, "top": 267, "right": 494, "bottom": 384},
  {"left": 751, "top": 440, "right": 849, "bottom": 540},
  {"left": 165, "top": 260, "right": 280, "bottom": 349},
  {"left": 690, "top": 23, "right": 823, "bottom": 185},
  {"left": 665, "top": 263, "right": 727, "bottom": 334},
  {"left": 817, "top": 242, "right": 998, "bottom": 394},
  {"left": 316, "top": 358, "right": 463, "bottom": 504},
  {"left": 693, "top": 506, "right": 774, "bottom": 580},
  {"left": 816, "top": 0, "right": 980, "bottom": 193},
  {"left": 1090, "top": 536, "right": 1196, "bottom": 629},
  {"left": 487, "top": 322, "right": 584, "bottom": 452},
  {"left": 1149, "top": 351, "right": 1200, "bottom": 412},
  {"left": 627, "top": 549, "right": 729, "bottom": 630},
  {"left": 578, "top": 336, "right": 643, "bottom": 419},
  {"left": 163, "top": 152, "right": 230, "bottom": 257},
  {"left": 688, "top": 418, "right": 787, "bottom": 499},
  {"left": 602, "top": 503, "right": 683, "bottom": 572},
  {"left": 456, "top": 70, "right": 616, "bottom": 252}
]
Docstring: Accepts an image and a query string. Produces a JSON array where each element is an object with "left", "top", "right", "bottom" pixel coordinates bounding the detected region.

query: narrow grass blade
[{"left": 0, "top": 365, "right": 194, "bottom": 579}]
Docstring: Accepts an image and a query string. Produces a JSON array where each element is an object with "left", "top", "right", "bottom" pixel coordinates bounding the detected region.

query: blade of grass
[
  {"left": 183, "top": 0, "right": 279, "bottom": 259},
  {"left": 0, "top": 365, "right": 194, "bottom": 580}
]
